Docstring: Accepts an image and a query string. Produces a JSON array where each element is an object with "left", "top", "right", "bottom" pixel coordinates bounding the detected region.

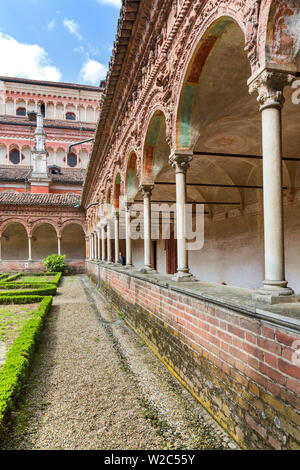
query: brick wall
[
  {"left": 1, "top": 259, "right": 85, "bottom": 273},
  {"left": 86, "top": 262, "right": 300, "bottom": 450}
]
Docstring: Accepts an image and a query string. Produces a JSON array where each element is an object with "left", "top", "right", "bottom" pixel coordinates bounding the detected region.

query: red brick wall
[
  {"left": 1, "top": 259, "right": 85, "bottom": 273},
  {"left": 86, "top": 262, "right": 300, "bottom": 450}
]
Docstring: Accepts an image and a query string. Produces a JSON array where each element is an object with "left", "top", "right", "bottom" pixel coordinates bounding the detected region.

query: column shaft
[
  {"left": 28, "top": 237, "right": 32, "bottom": 261},
  {"left": 101, "top": 227, "right": 106, "bottom": 261},
  {"left": 107, "top": 221, "right": 112, "bottom": 262},
  {"left": 114, "top": 214, "right": 120, "bottom": 263},
  {"left": 125, "top": 204, "right": 132, "bottom": 266}
]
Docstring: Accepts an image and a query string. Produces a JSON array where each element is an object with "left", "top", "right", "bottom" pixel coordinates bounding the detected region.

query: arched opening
[
  {"left": 66, "top": 112, "right": 76, "bottom": 121},
  {"left": 9, "top": 148, "right": 20, "bottom": 165},
  {"left": 174, "top": 18, "right": 266, "bottom": 288},
  {"left": 140, "top": 111, "right": 173, "bottom": 273},
  {"left": 125, "top": 152, "right": 139, "bottom": 202},
  {"left": 2, "top": 222, "right": 28, "bottom": 260},
  {"left": 32, "top": 223, "right": 58, "bottom": 260},
  {"left": 16, "top": 107, "right": 26, "bottom": 116},
  {"left": 61, "top": 224, "right": 86, "bottom": 259}
]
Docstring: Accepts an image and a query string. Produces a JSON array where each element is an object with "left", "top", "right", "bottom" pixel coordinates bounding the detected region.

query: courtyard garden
[{"left": 0, "top": 255, "right": 65, "bottom": 433}]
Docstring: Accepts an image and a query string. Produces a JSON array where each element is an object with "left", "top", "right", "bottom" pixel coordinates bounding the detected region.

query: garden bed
[
  {"left": 0, "top": 295, "right": 53, "bottom": 430},
  {"left": 0, "top": 303, "right": 41, "bottom": 370}
]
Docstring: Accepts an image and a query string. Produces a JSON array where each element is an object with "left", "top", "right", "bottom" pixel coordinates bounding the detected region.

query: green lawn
[{"left": 0, "top": 304, "right": 40, "bottom": 368}]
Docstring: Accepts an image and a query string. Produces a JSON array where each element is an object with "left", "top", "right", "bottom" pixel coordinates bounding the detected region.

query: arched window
[
  {"left": 16, "top": 107, "right": 26, "bottom": 116},
  {"left": 9, "top": 148, "right": 20, "bottom": 165},
  {"left": 67, "top": 152, "right": 77, "bottom": 168},
  {"left": 66, "top": 112, "right": 76, "bottom": 121}
]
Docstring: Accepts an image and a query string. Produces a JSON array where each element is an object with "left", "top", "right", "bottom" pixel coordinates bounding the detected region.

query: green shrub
[
  {"left": 42, "top": 254, "right": 66, "bottom": 273},
  {"left": 0, "top": 285, "right": 57, "bottom": 297},
  {"left": 0, "top": 296, "right": 52, "bottom": 428},
  {"left": 0, "top": 295, "right": 45, "bottom": 305}
]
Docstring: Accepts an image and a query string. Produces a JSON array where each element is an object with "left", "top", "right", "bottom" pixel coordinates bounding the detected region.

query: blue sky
[{"left": 0, "top": 0, "right": 121, "bottom": 85}]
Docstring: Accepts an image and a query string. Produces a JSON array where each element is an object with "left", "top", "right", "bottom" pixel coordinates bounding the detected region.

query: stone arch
[
  {"left": 142, "top": 109, "right": 170, "bottom": 183},
  {"left": 113, "top": 172, "right": 122, "bottom": 211},
  {"left": 176, "top": 16, "right": 251, "bottom": 151},
  {"left": 61, "top": 223, "right": 86, "bottom": 260},
  {"left": 125, "top": 151, "right": 140, "bottom": 202},
  {"left": 1, "top": 222, "right": 28, "bottom": 260},
  {"left": 31, "top": 222, "right": 58, "bottom": 260}
]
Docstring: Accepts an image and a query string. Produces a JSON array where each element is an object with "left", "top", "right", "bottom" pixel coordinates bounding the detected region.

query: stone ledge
[{"left": 86, "top": 260, "right": 300, "bottom": 333}]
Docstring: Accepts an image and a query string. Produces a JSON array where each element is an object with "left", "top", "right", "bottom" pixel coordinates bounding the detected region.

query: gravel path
[{"left": 1, "top": 275, "right": 238, "bottom": 450}]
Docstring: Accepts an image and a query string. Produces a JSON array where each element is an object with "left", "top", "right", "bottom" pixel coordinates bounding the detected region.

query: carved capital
[
  {"left": 169, "top": 151, "right": 193, "bottom": 174},
  {"left": 249, "top": 68, "right": 295, "bottom": 111},
  {"left": 140, "top": 184, "right": 154, "bottom": 198}
]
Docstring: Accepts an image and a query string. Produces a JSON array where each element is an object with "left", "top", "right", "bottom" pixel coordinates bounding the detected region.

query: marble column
[
  {"left": 141, "top": 184, "right": 154, "bottom": 272},
  {"left": 57, "top": 237, "right": 61, "bottom": 256},
  {"left": 97, "top": 231, "right": 101, "bottom": 260},
  {"left": 114, "top": 212, "right": 120, "bottom": 264},
  {"left": 249, "top": 68, "right": 295, "bottom": 301},
  {"left": 125, "top": 202, "right": 133, "bottom": 267},
  {"left": 94, "top": 232, "right": 97, "bottom": 260},
  {"left": 107, "top": 220, "right": 112, "bottom": 263},
  {"left": 169, "top": 151, "right": 195, "bottom": 282},
  {"left": 101, "top": 225, "right": 106, "bottom": 262},
  {"left": 28, "top": 236, "right": 32, "bottom": 261}
]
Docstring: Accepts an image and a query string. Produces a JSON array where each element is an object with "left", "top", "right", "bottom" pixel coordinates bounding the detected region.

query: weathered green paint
[
  {"left": 178, "top": 84, "right": 197, "bottom": 149},
  {"left": 177, "top": 17, "right": 235, "bottom": 149},
  {"left": 147, "top": 115, "right": 162, "bottom": 146}
]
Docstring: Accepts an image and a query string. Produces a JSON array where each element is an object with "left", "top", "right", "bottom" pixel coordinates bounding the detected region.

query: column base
[
  {"left": 172, "top": 271, "right": 196, "bottom": 282},
  {"left": 140, "top": 266, "right": 156, "bottom": 274},
  {"left": 253, "top": 281, "right": 295, "bottom": 304},
  {"left": 124, "top": 264, "right": 133, "bottom": 269}
]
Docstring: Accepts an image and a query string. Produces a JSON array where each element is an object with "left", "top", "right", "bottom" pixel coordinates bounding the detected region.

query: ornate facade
[
  {"left": 0, "top": 77, "right": 103, "bottom": 269},
  {"left": 85, "top": 0, "right": 300, "bottom": 449}
]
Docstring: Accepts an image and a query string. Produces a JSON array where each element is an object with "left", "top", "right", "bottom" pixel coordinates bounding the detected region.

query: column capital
[
  {"left": 248, "top": 67, "right": 295, "bottom": 111},
  {"left": 169, "top": 150, "right": 193, "bottom": 174},
  {"left": 140, "top": 183, "right": 154, "bottom": 198}
]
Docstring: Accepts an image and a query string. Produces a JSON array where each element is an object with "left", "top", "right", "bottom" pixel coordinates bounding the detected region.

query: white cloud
[
  {"left": 63, "top": 18, "right": 83, "bottom": 41},
  {"left": 47, "top": 19, "right": 55, "bottom": 31},
  {"left": 0, "top": 32, "right": 62, "bottom": 81},
  {"left": 97, "top": 0, "right": 121, "bottom": 8},
  {"left": 80, "top": 59, "right": 107, "bottom": 85}
]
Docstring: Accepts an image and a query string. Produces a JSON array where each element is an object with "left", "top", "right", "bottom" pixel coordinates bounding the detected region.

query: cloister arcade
[
  {"left": 0, "top": 96, "right": 100, "bottom": 123},
  {"left": 86, "top": 1, "right": 300, "bottom": 303},
  {"left": 0, "top": 220, "right": 86, "bottom": 262},
  {"left": 0, "top": 142, "right": 90, "bottom": 169}
]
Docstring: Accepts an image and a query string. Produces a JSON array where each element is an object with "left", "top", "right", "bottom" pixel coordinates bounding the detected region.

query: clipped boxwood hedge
[
  {"left": 4, "top": 272, "right": 62, "bottom": 287},
  {"left": 0, "top": 284, "right": 57, "bottom": 297},
  {"left": 0, "top": 296, "right": 53, "bottom": 429}
]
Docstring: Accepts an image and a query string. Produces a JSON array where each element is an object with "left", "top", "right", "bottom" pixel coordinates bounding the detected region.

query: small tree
[{"left": 42, "top": 254, "right": 66, "bottom": 273}]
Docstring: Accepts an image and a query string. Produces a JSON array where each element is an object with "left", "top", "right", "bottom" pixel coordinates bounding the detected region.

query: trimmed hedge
[
  {"left": 11, "top": 272, "right": 62, "bottom": 286},
  {"left": 0, "top": 296, "right": 53, "bottom": 428},
  {"left": 0, "top": 284, "right": 57, "bottom": 297},
  {"left": 0, "top": 275, "right": 9, "bottom": 281},
  {"left": 5, "top": 274, "right": 22, "bottom": 282},
  {"left": 0, "top": 295, "right": 46, "bottom": 305}
]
